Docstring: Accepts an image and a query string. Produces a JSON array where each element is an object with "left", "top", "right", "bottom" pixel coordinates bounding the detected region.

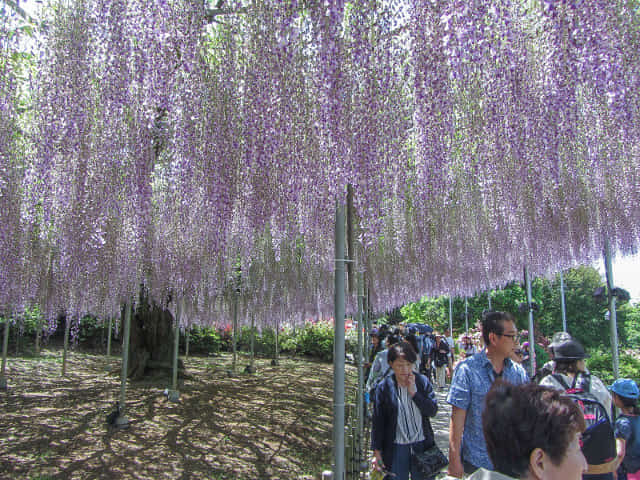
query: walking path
[{"left": 432, "top": 387, "right": 453, "bottom": 455}]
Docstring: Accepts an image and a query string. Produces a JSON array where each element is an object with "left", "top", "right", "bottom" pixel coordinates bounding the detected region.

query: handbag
[{"left": 411, "top": 443, "right": 449, "bottom": 478}]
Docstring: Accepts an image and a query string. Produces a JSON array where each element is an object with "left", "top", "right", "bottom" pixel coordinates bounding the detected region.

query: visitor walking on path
[
  {"left": 539, "top": 338, "right": 615, "bottom": 480},
  {"left": 447, "top": 311, "right": 529, "bottom": 477},
  {"left": 366, "top": 334, "right": 401, "bottom": 402},
  {"left": 610, "top": 378, "right": 640, "bottom": 480},
  {"left": 433, "top": 335, "right": 450, "bottom": 389},
  {"left": 371, "top": 341, "right": 438, "bottom": 480}
]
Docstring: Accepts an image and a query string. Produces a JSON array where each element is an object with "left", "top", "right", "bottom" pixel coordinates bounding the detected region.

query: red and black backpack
[{"left": 551, "top": 373, "right": 616, "bottom": 467}]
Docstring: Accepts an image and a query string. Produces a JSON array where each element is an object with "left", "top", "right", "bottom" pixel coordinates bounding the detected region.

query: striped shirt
[{"left": 395, "top": 385, "right": 425, "bottom": 444}]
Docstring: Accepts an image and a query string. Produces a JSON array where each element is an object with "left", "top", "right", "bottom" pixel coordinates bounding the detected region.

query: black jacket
[{"left": 371, "top": 372, "right": 438, "bottom": 469}]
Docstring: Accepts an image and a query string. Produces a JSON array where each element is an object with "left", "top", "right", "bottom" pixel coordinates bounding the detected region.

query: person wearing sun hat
[
  {"left": 609, "top": 378, "right": 640, "bottom": 480},
  {"left": 540, "top": 338, "right": 612, "bottom": 418},
  {"left": 539, "top": 338, "right": 616, "bottom": 480}
]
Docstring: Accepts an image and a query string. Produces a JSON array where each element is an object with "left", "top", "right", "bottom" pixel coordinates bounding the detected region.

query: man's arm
[{"left": 448, "top": 405, "right": 467, "bottom": 478}]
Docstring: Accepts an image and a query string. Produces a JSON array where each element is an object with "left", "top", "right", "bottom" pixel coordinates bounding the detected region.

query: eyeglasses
[{"left": 499, "top": 333, "right": 518, "bottom": 340}]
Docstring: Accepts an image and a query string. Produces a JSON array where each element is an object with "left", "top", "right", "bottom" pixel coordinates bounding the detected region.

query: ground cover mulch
[{"left": 0, "top": 349, "right": 345, "bottom": 480}]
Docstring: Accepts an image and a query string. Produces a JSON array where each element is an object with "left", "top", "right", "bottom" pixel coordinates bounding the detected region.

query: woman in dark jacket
[{"left": 371, "top": 341, "right": 439, "bottom": 480}]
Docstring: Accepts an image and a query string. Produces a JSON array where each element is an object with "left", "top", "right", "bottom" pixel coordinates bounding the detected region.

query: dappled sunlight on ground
[{"left": 0, "top": 350, "right": 338, "bottom": 479}]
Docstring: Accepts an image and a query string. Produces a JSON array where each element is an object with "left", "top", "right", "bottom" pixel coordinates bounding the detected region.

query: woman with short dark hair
[
  {"left": 477, "top": 381, "right": 587, "bottom": 480},
  {"left": 371, "top": 341, "right": 438, "bottom": 480}
]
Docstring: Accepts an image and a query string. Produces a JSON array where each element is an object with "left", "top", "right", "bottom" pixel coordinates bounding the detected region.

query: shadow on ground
[{"left": 0, "top": 350, "right": 339, "bottom": 480}]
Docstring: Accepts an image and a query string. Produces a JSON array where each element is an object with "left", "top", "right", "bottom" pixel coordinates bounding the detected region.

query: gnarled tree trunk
[{"left": 126, "top": 290, "right": 184, "bottom": 380}]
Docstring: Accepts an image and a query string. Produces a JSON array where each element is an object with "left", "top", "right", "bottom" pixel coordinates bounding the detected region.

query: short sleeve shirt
[
  {"left": 447, "top": 350, "right": 529, "bottom": 470},
  {"left": 615, "top": 415, "right": 640, "bottom": 473}
]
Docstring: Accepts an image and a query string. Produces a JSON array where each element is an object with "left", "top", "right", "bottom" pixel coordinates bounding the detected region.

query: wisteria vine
[{"left": 2, "top": 0, "right": 639, "bottom": 331}]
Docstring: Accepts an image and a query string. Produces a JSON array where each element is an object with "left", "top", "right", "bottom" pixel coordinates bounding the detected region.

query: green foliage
[
  {"left": 587, "top": 351, "right": 640, "bottom": 386},
  {"left": 225, "top": 322, "right": 335, "bottom": 361},
  {"left": 184, "top": 326, "right": 223, "bottom": 354},
  {"left": 398, "top": 264, "right": 640, "bottom": 383},
  {"left": 289, "top": 321, "right": 335, "bottom": 361},
  {"left": 400, "top": 296, "right": 449, "bottom": 331},
  {"left": 618, "top": 302, "right": 640, "bottom": 349},
  {"left": 533, "top": 343, "right": 549, "bottom": 367},
  {"left": 236, "top": 325, "right": 283, "bottom": 356}
]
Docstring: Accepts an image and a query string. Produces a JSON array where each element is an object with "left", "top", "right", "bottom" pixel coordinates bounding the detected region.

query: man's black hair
[{"left": 482, "top": 311, "right": 516, "bottom": 346}]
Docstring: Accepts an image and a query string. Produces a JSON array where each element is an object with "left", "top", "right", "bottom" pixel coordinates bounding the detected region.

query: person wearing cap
[
  {"left": 609, "top": 379, "right": 640, "bottom": 480},
  {"left": 539, "top": 338, "right": 612, "bottom": 418},
  {"left": 537, "top": 332, "right": 573, "bottom": 381}
]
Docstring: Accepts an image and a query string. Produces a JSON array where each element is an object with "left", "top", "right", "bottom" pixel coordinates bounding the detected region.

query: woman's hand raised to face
[{"left": 398, "top": 371, "right": 417, "bottom": 396}]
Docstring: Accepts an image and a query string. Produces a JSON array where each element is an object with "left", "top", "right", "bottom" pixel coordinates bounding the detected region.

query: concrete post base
[{"left": 114, "top": 415, "right": 129, "bottom": 429}]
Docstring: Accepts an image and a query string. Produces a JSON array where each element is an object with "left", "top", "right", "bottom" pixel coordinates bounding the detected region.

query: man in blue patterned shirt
[{"left": 446, "top": 311, "right": 529, "bottom": 477}]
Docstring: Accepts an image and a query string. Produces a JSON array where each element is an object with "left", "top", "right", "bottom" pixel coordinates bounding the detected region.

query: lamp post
[{"left": 604, "top": 240, "right": 620, "bottom": 379}]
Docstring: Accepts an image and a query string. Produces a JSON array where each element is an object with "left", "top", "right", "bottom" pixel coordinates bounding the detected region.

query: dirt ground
[{"left": 0, "top": 350, "right": 347, "bottom": 480}]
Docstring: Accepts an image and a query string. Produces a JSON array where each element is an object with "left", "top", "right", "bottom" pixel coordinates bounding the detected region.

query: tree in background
[{"left": 400, "top": 265, "right": 639, "bottom": 354}]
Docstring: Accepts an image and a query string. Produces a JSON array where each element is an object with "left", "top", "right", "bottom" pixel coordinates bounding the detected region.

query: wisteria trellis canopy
[{"left": 1, "top": 0, "right": 639, "bottom": 328}]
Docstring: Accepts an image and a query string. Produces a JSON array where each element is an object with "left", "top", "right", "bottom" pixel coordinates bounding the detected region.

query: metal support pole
[
  {"left": 119, "top": 303, "right": 132, "bottom": 410},
  {"left": 62, "top": 315, "right": 71, "bottom": 376},
  {"left": 106, "top": 316, "right": 113, "bottom": 357},
  {"left": 449, "top": 297, "right": 453, "bottom": 338},
  {"left": 232, "top": 288, "right": 238, "bottom": 373},
  {"left": 0, "top": 316, "right": 10, "bottom": 389},
  {"left": 524, "top": 266, "right": 537, "bottom": 377},
  {"left": 464, "top": 298, "right": 468, "bottom": 333},
  {"left": 559, "top": 271, "right": 567, "bottom": 333},
  {"left": 604, "top": 239, "right": 620, "bottom": 379},
  {"left": 250, "top": 312, "right": 255, "bottom": 371},
  {"left": 275, "top": 313, "right": 280, "bottom": 365},
  {"left": 487, "top": 291, "right": 492, "bottom": 311},
  {"left": 113, "top": 302, "right": 132, "bottom": 428},
  {"left": 170, "top": 299, "right": 181, "bottom": 401},
  {"left": 333, "top": 201, "right": 346, "bottom": 480},
  {"left": 356, "top": 271, "right": 365, "bottom": 470},
  {"left": 185, "top": 326, "right": 190, "bottom": 360}
]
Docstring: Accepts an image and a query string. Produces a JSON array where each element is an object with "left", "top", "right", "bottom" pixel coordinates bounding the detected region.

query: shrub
[
  {"left": 294, "top": 321, "right": 334, "bottom": 361},
  {"left": 185, "top": 326, "right": 223, "bottom": 354},
  {"left": 587, "top": 350, "right": 640, "bottom": 386}
]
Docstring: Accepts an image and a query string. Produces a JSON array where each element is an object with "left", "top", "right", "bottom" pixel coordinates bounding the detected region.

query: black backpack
[{"left": 551, "top": 373, "right": 616, "bottom": 467}]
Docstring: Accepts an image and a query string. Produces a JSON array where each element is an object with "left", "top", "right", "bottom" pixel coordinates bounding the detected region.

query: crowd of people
[{"left": 364, "top": 311, "right": 640, "bottom": 480}]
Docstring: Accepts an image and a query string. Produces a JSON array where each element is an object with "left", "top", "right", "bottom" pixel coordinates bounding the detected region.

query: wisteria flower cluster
[{"left": 2, "top": 0, "right": 639, "bottom": 332}]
